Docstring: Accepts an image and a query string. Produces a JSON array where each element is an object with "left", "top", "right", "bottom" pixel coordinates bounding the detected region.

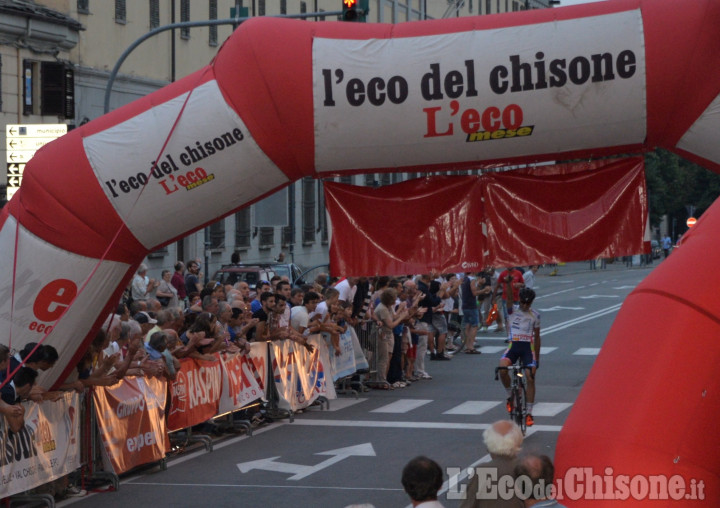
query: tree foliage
[{"left": 644, "top": 148, "right": 720, "bottom": 238}]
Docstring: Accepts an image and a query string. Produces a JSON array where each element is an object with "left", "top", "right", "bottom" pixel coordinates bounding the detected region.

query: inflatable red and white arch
[{"left": 2, "top": 0, "right": 719, "bottom": 503}]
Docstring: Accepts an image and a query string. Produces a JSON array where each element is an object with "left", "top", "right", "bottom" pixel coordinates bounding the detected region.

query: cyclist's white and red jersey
[{"left": 507, "top": 309, "right": 540, "bottom": 344}]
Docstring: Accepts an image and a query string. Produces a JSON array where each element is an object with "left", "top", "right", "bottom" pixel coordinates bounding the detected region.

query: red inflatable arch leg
[{"left": 554, "top": 202, "right": 720, "bottom": 505}]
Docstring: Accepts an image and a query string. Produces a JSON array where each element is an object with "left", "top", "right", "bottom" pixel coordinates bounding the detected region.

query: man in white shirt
[
  {"left": 334, "top": 277, "right": 358, "bottom": 303},
  {"left": 523, "top": 266, "right": 539, "bottom": 290},
  {"left": 290, "top": 291, "right": 321, "bottom": 335}
]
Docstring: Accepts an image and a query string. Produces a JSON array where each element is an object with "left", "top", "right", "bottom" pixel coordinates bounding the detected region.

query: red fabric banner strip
[
  {"left": 325, "top": 176, "right": 486, "bottom": 276},
  {"left": 325, "top": 157, "right": 646, "bottom": 276},
  {"left": 485, "top": 157, "right": 647, "bottom": 266}
]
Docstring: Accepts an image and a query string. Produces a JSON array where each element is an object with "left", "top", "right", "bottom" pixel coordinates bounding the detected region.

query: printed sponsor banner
[
  {"left": 218, "top": 349, "right": 265, "bottom": 414},
  {"left": 329, "top": 327, "right": 367, "bottom": 381},
  {"left": 246, "top": 341, "right": 268, "bottom": 399},
  {"left": 313, "top": 11, "right": 645, "bottom": 172},
  {"left": 271, "top": 336, "right": 336, "bottom": 412},
  {"left": 83, "top": 80, "right": 289, "bottom": 249},
  {"left": 0, "top": 392, "right": 80, "bottom": 498},
  {"left": 93, "top": 377, "right": 167, "bottom": 474},
  {"left": 167, "top": 357, "right": 223, "bottom": 431},
  {"left": 0, "top": 216, "right": 129, "bottom": 390}
]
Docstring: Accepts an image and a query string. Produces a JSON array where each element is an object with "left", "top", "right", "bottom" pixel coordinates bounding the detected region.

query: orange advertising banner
[
  {"left": 168, "top": 357, "right": 222, "bottom": 431},
  {"left": 93, "top": 376, "right": 168, "bottom": 474}
]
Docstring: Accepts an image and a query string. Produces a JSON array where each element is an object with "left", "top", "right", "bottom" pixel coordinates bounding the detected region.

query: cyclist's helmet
[{"left": 519, "top": 287, "right": 536, "bottom": 305}]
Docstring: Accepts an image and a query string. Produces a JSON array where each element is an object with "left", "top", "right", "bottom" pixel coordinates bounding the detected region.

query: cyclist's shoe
[
  {"left": 506, "top": 397, "right": 513, "bottom": 413},
  {"left": 526, "top": 414, "right": 534, "bottom": 427}
]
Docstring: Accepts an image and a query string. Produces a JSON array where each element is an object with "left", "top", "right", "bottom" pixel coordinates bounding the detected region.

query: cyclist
[{"left": 498, "top": 287, "right": 541, "bottom": 427}]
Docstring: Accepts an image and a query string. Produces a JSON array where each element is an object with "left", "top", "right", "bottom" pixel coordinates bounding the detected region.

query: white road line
[
  {"left": 531, "top": 402, "right": 573, "bottom": 416},
  {"left": 370, "top": 399, "right": 433, "bottom": 413},
  {"left": 324, "top": 398, "right": 368, "bottom": 412},
  {"left": 443, "top": 401, "right": 501, "bottom": 415},
  {"left": 540, "top": 346, "right": 557, "bottom": 355},
  {"left": 127, "top": 482, "right": 404, "bottom": 491},
  {"left": 542, "top": 304, "right": 622, "bottom": 335},
  {"left": 573, "top": 348, "right": 601, "bottom": 355},
  {"left": 291, "top": 419, "right": 563, "bottom": 432},
  {"left": 478, "top": 345, "right": 507, "bottom": 354}
]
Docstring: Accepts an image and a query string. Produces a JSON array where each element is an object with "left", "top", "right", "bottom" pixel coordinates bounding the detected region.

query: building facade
[{"left": 1, "top": 0, "right": 557, "bottom": 281}]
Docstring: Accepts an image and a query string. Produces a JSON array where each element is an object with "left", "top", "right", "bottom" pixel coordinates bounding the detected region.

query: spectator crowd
[{"left": 1, "top": 259, "right": 544, "bottom": 501}]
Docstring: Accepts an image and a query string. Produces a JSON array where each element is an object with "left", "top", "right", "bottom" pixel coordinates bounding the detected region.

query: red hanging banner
[
  {"left": 484, "top": 157, "right": 647, "bottom": 266},
  {"left": 325, "top": 176, "right": 485, "bottom": 276},
  {"left": 325, "top": 158, "right": 646, "bottom": 275}
]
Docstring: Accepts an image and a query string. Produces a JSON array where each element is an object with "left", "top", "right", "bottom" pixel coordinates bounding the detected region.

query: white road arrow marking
[{"left": 237, "top": 442, "right": 376, "bottom": 481}]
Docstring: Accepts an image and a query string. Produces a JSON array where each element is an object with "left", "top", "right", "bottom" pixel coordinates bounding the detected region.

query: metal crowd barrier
[{"left": 354, "top": 320, "right": 382, "bottom": 389}]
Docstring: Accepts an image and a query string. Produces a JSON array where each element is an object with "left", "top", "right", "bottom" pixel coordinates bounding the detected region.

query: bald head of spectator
[
  {"left": 156, "top": 309, "right": 174, "bottom": 328},
  {"left": 403, "top": 279, "right": 418, "bottom": 298},
  {"left": 401, "top": 455, "right": 444, "bottom": 507},
  {"left": 164, "top": 329, "right": 180, "bottom": 350},
  {"left": 146, "top": 298, "right": 162, "bottom": 313},
  {"left": 129, "top": 300, "right": 147, "bottom": 315},
  {"left": 315, "top": 272, "right": 329, "bottom": 288},
  {"left": 483, "top": 420, "right": 523, "bottom": 459},
  {"left": 235, "top": 281, "right": 251, "bottom": 301}
]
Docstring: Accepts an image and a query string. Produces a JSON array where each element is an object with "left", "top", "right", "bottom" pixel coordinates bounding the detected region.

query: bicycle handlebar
[{"left": 494, "top": 364, "right": 530, "bottom": 381}]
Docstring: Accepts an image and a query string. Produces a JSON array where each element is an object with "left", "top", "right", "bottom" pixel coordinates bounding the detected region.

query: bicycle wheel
[{"left": 514, "top": 384, "right": 527, "bottom": 434}]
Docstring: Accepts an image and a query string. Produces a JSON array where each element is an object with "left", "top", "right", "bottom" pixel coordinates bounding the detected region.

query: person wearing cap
[{"left": 134, "top": 311, "right": 158, "bottom": 342}]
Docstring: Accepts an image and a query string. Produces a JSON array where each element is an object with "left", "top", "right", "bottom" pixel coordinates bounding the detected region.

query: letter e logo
[{"left": 33, "top": 279, "right": 77, "bottom": 322}]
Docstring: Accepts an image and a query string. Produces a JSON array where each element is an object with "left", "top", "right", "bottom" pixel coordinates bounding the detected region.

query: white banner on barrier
[
  {"left": 219, "top": 351, "right": 266, "bottom": 414},
  {"left": 0, "top": 392, "right": 81, "bottom": 498},
  {"left": 271, "top": 336, "right": 336, "bottom": 412},
  {"left": 329, "top": 327, "right": 368, "bottom": 381}
]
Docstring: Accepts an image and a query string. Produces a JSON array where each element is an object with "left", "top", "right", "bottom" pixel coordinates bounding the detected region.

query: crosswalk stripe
[
  {"left": 478, "top": 346, "right": 506, "bottom": 354},
  {"left": 531, "top": 402, "right": 573, "bottom": 416},
  {"left": 443, "top": 401, "right": 501, "bottom": 415},
  {"left": 370, "top": 399, "right": 433, "bottom": 413},
  {"left": 540, "top": 347, "right": 557, "bottom": 355},
  {"left": 324, "top": 398, "right": 368, "bottom": 412},
  {"left": 573, "top": 347, "right": 601, "bottom": 355}
]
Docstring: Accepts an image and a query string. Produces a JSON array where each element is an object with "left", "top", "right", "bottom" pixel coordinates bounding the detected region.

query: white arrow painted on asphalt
[
  {"left": 237, "top": 442, "right": 376, "bottom": 480},
  {"left": 536, "top": 306, "right": 585, "bottom": 312},
  {"left": 579, "top": 295, "right": 619, "bottom": 299}
]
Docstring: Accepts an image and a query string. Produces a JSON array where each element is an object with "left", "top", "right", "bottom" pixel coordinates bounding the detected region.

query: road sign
[
  {"left": 6, "top": 137, "right": 58, "bottom": 151},
  {"left": 687, "top": 217, "right": 697, "bottom": 227},
  {"left": 5, "top": 124, "right": 67, "bottom": 201},
  {"left": 237, "top": 442, "right": 376, "bottom": 480},
  {"left": 6, "top": 164, "right": 25, "bottom": 175},
  {"left": 5, "top": 151, "right": 36, "bottom": 164},
  {"left": 5, "top": 124, "right": 67, "bottom": 137}
]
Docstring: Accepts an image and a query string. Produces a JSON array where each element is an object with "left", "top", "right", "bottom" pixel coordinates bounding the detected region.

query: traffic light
[{"left": 342, "top": 0, "right": 368, "bottom": 22}]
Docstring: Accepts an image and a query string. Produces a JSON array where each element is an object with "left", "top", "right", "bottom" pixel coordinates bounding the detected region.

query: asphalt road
[{"left": 64, "top": 262, "right": 658, "bottom": 508}]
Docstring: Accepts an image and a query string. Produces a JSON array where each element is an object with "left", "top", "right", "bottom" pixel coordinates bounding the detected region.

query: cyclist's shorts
[{"left": 501, "top": 341, "right": 536, "bottom": 368}]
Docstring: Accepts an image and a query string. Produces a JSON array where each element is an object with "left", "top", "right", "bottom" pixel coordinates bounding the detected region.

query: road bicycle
[{"left": 495, "top": 362, "right": 529, "bottom": 434}]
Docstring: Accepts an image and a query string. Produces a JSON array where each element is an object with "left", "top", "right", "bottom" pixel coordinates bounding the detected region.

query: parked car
[
  {"left": 293, "top": 264, "right": 330, "bottom": 288},
  {"left": 212, "top": 263, "right": 304, "bottom": 288}
]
